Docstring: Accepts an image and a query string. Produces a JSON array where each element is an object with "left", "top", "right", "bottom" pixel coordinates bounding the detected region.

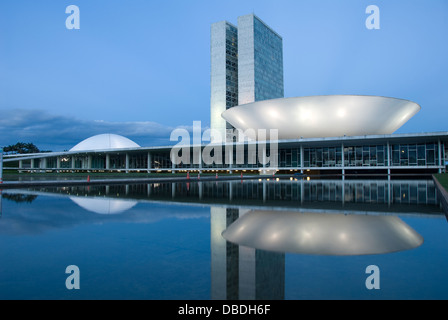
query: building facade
[
  {"left": 3, "top": 15, "right": 447, "bottom": 178},
  {"left": 237, "top": 14, "right": 284, "bottom": 105},
  {"left": 210, "top": 21, "right": 239, "bottom": 142},
  {"left": 211, "top": 14, "right": 284, "bottom": 142},
  {"left": 6, "top": 132, "right": 447, "bottom": 177}
]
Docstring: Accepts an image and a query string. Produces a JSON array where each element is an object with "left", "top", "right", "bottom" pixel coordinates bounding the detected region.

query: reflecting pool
[{"left": 0, "top": 179, "right": 447, "bottom": 299}]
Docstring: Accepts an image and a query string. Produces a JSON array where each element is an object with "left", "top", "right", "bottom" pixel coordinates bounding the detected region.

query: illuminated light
[
  {"left": 269, "top": 109, "right": 280, "bottom": 119},
  {"left": 237, "top": 116, "right": 245, "bottom": 125},
  {"left": 222, "top": 96, "right": 421, "bottom": 140},
  {"left": 300, "top": 109, "right": 312, "bottom": 121},
  {"left": 307, "top": 177, "right": 310, "bottom": 181},
  {"left": 290, "top": 177, "right": 293, "bottom": 181},
  {"left": 276, "top": 178, "right": 280, "bottom": 181},
  {"left": 302, "top": 231, "right": 311, "bottom": 239},
  {"left": 337, "top": 108, "right": 346, "bottom": 118}
]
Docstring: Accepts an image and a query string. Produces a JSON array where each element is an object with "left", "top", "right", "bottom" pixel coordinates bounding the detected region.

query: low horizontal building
[{"left": 4, "top": 131, "right": 447, "bottom": 177}]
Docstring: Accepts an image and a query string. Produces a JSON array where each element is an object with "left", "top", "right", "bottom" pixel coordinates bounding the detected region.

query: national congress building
[{"left": 4, "top": 14, "right": 447, "bottom": 177}]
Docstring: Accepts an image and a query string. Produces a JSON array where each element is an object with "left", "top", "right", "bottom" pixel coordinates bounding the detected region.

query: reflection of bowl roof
[
  {"left": 70, "top": 134, "right": 140, "bottom": 152},
  {"left": 221, "top": 95, "right": 421, "bottom": 140},
  {"left": 70, "top": 197, "right": 138, "bottom": 214},
  {"left": 222, "top": 210, "right": 423, "bottom": 256}
]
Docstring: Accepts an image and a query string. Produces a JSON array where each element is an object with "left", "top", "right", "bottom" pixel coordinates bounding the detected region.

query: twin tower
[{"left": 210, "top": 14, "right": 284, "bottom": 142}]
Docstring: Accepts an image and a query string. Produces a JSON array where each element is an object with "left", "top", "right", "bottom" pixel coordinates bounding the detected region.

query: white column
[
  {"left": 199, "top": 146, "right": 203, "bottom": 173},
  {"left": 0, "top": 149, "right": 3, "bottom": 183},
  {"left": 147, "top": 152, "right": 152, "bottom": 174},
  {"left": 438, "top": 139, "right": 442, "bottom": 173},
  {"left": 125, "top": 153, "right": 129, "bottom": 173},
  {"left": 300, "top": 145, "right": 304, "bottom": 173},
  {"left": 341, "top": 143, "right": 345, "bottom": 179},
  {"left": 262, "top": 146, "right": 267, "bottom": 175},
  {"left": 228, "top": 147, "right": 233, "bottom": 174},
  {"left": 106, "top": 154, "right": 110, "bottom": 171},
  {"left": 387, "top": 141, "right": 391, "bottom": 179},
  {"left": 41, "top": 157, "right": 47, "bottom": 172}
]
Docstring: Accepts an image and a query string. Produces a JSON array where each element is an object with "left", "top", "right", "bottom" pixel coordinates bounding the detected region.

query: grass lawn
[{"left": 435, "top": 173, "right": 448, "bottom": 192}]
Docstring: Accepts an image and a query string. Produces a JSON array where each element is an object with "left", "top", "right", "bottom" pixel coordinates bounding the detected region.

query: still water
[{"left": 0, "top": 179, "right": 446, "bottom": 300}]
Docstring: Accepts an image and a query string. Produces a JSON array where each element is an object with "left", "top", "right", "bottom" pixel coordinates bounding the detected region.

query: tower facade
[
  {"left": 210, "top": 21, "right": 239, "bottom": 143},
  {"left": 237, "top": 14, "right": 284, "bottom": 105},
  {"left": 210, "top": 14, "right": 283, "bottom": 142}
]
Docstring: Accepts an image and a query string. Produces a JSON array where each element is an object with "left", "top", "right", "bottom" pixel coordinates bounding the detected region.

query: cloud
[{"left": 0, "top": 109, "right": 195, "bottom": 151}]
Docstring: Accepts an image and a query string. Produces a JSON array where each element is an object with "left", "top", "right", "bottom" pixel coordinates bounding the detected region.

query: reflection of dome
[
  {"left": 221, "top": 95, "right": 421, "bottom": 140},
  {"left": 70, "top": 134, "right": 140, "bottom": 151},
  {"left": 70, "top": 197, "right": 138, "bottom": 214},
  {"left": 222, "top": 210, "right": 423, "bottom": 256}
]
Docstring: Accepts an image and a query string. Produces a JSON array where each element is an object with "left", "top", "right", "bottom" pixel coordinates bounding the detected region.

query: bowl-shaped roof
[
  {"left": 221, "top": 95, "right": 421, "bottom": 140},
  {"left": 70, "top": 134, "right": 140, "bottom": 151}
]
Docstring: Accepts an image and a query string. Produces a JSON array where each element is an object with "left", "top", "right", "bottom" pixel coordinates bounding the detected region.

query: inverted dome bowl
[
  {"left": 70, "top": 196, "right": 138, "bottom": 215},
  {"left": 222, "top": 210, "right": 423, "bottom": 256},
  {"left": 221, "top": 95, "right": 421, "bottom": 140}
]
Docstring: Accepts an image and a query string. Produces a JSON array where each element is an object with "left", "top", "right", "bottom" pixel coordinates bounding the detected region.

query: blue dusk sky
[{"left": 0, "top": 0, "right": 447, "bottom": 151}]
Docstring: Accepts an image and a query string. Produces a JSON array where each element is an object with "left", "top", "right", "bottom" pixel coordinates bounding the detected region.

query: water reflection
[
  {"left": 12, "top": 179, "right": 442, "bottom": 214},
  {"left": 1, "top": 193, "right": 38, "bottom": 203},
  {"left": 69, "top": 197, "right": 138, "bottom": 215},
  {"left": 0, "top": 179, "right": 445, "bottom": 299},
  {"left": 211, "top": 208, "right": 285, "bottom": 300},
  {"left": 222, "top": 210, "right": 423, "bottom": 256}
]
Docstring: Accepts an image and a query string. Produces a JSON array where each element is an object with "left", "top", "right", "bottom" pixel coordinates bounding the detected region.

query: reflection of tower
[
  {"left": 211, "top": 207, "right": 239, "bottom": 299},
  {"left": 239, "top": 247, "right": 285, "bottom": 300},
  {"left": 211, "top": 207, "right": 285, "bottom": 300}
]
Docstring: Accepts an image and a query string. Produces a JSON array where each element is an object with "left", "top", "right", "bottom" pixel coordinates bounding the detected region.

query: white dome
[
  {"left": 70, "top": 134, "right": 140, "bottom": 151},
  {"left": 221, "top": 95, "right": 421, "bottom": 140}
]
